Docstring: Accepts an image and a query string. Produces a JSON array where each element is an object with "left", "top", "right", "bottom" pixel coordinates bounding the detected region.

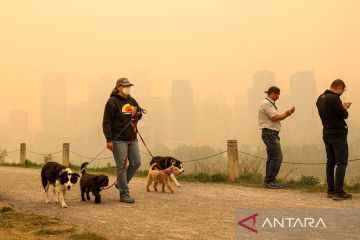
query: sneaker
[
  {"left": 333, "top": 192, "right": 353, "bottom": 201},
  {"left": 274, "top": 180, "right": 283, "bottom": 188},
  {"left": 327, "top": 191, "right": 334, "bottom": 198},
  {"left": 120, "top": 195, "right": 135, "bottom": 203},
  {"left": 264, "top": 182, "right": 281, "bottom": 189}
]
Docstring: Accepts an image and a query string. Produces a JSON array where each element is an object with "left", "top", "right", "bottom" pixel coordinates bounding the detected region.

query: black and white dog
[
  {"left": 41, "top": 162, "right": 80, "bottom": 208},
  {"left": 150, "top": 156, "right": 184, "bottom": 187}
]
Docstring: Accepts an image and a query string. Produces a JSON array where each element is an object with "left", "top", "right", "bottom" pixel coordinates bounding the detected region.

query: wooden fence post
[
  {"left": 227, "top": 139, "right": 239, "bottom": 181},
  {"left": 20, "top": 143, "right": 26, "bottom": 165},
  {"left": 63, "top": 143, "right": 70, "bottom": 167}
]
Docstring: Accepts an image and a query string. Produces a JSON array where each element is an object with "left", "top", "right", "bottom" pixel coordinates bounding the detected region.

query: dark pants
[
  {"left": 323, "top": 137, "right": 348, "bottom": 194},
  {"left": 262, "top": 128, "right": 283, "bottom": 183}
]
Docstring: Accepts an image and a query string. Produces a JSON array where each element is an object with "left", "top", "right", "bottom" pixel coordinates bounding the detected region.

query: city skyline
[{"left": 1, "top": 69, "right": 356, "bottom": 151}]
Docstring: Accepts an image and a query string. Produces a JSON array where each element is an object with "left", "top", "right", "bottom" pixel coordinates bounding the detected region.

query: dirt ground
[{"left": 0, "top": 166, "right": 359, "bottom": 240}]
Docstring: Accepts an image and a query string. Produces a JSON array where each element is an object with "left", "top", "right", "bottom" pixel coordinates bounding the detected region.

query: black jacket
[
  {"left": 316, "top": 90, "right": 348, "bottom": 138},
  {"left": 102, "top": 91, "right": 142, "bottom": 142}
]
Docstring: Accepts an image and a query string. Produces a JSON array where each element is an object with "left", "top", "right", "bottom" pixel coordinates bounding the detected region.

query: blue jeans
[
  {"left": 262, "top": 128, "right": 283, "bottom": 183},
  {"left": 112, "top": 140, "right": 141, "bottom": 197},
  {"left": 323, "top": 137, "right": 348, "bottom": 194}
]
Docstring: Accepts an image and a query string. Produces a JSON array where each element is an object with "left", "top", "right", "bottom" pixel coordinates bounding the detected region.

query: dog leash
[
  {"left": 101, "top": 158, "right": 128, "bottom": 190},
  {"left": 102, "top": 107, "right": 150, "bottom": 190},
  {"left": 130, "top": 120, "right": 167, "bottom": 172},
  {"left": 80, "top": 120, "right": 133, "bottom": 173},
  {"left": 80, "top": 107, "right": 147, "bottom": 172}
]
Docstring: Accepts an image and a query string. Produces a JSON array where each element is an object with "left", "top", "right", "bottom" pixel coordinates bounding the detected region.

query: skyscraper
[
  {"left": 9, "top": 110, "right": 29, "bottom": 135},
  {"left": 171, "top": 80, "right": 195, "bottom": 142},
  {"left": 148, "top": 97, "right": 170, "bottom": 146},
  {"left": 41, "top": 73, "right": 68, "bottom": 137},
  {"left": 248, "top": 71, "right": 276, "bottom": 138},
  {"left": 288, "top": 71, "right": 318, "bottom": 139}
]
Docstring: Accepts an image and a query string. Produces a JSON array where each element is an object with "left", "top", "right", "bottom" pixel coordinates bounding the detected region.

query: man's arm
[
  {"left": 271, "top": 107, "right": 295, "bottom": 122},
  {"left": 334, "top": 97, "right": 349, "bottom": 119}
]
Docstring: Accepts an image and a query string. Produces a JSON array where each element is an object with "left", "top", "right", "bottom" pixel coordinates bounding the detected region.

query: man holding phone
[
  {"left": 316, "top": 79, "right": 352, "bottom": 200},
  {"left": 258, "top": 86, "right": 295, "bottom": 189}
]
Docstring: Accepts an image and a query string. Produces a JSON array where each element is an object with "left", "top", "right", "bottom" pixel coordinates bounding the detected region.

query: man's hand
[
  {"left": 343, "top": 102, "right": 352, "bottom": 110},
  {"left": 285, "top": 107, "right": 295, "bottom": 116},
  {"left": 107, "top": 141, "right": 113, "bottom": 151}
]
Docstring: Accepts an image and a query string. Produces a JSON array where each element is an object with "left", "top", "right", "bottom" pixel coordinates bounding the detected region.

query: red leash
[
  {"left": 133, "top": 122, "right": 165, "bottom": 171},
  {"left": 102, "top": 113, "right": 165, "bottom": 190}
]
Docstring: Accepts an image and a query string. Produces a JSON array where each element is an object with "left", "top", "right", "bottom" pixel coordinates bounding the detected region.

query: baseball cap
[
  {"left": 264, "top": 86, "right": 280, "bottom": 94},
  {"left": 116, "top": 78, "right": 134, "bottom": 87}
]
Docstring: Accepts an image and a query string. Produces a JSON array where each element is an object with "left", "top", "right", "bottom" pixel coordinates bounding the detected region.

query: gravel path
[{"left": 0, "top": 166, "right": 358, "bottom": 240}]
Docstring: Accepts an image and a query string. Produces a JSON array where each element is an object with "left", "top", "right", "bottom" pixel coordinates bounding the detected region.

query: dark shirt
[
  {"left": 316, "top": 90, "right": 348, "bottom": 139},
  {"left": 102, "top": 91, "right": 142, "bottom": 142}
]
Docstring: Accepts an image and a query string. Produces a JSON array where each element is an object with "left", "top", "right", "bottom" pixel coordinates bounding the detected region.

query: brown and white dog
[
  {"left": 146, "top": 163, "right": 183, "bottom": 193},
  {"left": 80, "top": 162, "right": 109, "bottom": 204},
  {"left": 41, "top": 162, "right": 80, "bottom": 208},
  {"left": 150, "top": 156, "right": 184, "bottom": 187}
]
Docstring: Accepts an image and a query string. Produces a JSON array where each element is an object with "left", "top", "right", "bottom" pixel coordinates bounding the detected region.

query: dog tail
[
  {"left": 149, "top": 163, "right": 157, "bottom": 171},
  {"left": 41, "top": 167, "right": 47, "bottom": 190},
  {"left": 80, "top": 162, "right": 89, "bottom": 175}
]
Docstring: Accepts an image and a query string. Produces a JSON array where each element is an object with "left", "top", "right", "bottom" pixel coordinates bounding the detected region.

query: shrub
[
  {"left": 238, "top": 172, "right": 263, "bottom": 184},
  {"left": 298, "top": 175, "right": 320, "bottom": 186}
]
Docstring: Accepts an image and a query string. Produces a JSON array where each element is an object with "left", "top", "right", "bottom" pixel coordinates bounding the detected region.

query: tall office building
[
  {"left": 288, "top": 71, "right": 318, "bottom": 139},
  {"left": 41, "top": 73, "right": 68, "bottom": 137},
  {"left": 248, "top": 71, "right": 276, "bottom": 138},
  {"left": 148, "top": 97, "right": 170, "bottom": 146},
  {"left": 171, "top": 80, "right": 195, "bottom": 142},
  {"left": 9, "top": 110, "right": 29, "bottom": 135},
  {"left": 132, "top": 71, "right": 152, "bottom": 101},
  {"left": 88, "top": 77, "right": 114, "bottom": 139},
  {"left": 234, "top": 95, "right": 251, "bottom": 142}
]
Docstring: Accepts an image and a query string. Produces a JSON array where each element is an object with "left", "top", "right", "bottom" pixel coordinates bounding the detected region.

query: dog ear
[
  {"left": 58, "top": 172, "right": 68, "bottom": 184},
  {"left": 58, "top": 171, "right": 67, "bottom": 178},
  {"left": 74, "top": 173, "right": 80, "bottom": 178}
]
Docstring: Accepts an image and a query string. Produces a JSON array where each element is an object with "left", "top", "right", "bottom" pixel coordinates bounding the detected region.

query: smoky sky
[{"left": 1, "top": 0, "right": 360, "bottom": 133}]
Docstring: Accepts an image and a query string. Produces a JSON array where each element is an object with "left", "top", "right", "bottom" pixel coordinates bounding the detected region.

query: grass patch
[
  {"left": 35, "top": 227, "right": 76, "bottom": 236},
  {"left": 0, "top": 159, "right": 42, "bottom": 169},
  {"left": 0, "top": 202, "right": 107, "bottom": 239},
  {"left": 70, "top": 232, "right": 108, "bottom": 240},
  {"left": 180, "top": 173, "right": 228, "bottom": 183},
  {"left": 1, "top": 161, "right": 359, "bottom": 193},
  {"left": 347, "top": 183, "right": 360, "bottom": 192}
]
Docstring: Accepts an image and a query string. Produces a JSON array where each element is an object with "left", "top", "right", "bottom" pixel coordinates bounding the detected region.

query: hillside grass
[{"left": 1, "top": 160, "right": 359, "bottom": 193}]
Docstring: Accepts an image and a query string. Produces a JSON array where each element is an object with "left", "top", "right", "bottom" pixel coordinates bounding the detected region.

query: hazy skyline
[{"left": 1, "top": 1, "right": 360, "bottom": 134}]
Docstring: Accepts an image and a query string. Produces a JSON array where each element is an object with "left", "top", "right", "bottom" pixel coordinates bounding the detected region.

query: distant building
[
  {"left": 41, "top": 73, "right": 68, "bottom": 137},
  {"left": 87, "top": 77, "right": 114, "bottom": 140},
  {"left": 234, "top": 95, "right": 250, "bottom": 143},
  {"left": 288, "top": 71, "right": 318, "bottom": 139},
  {"left": 132, "top": 71, "right": 152, "bottom": 101},
  {"left": 9, "top": 110, "right": 29, "bottom": 135},
  {"left": 248, "top": 71, "right": 276, "bottom": 138},
  {"left": 148, "top": 97, "right": 170, "bottom": 146},
  {"left": 171, "top": 80, "right": 195, "bottom": 141},
  {"left": 198, "top": 97, "right": 233, "bottom": 144}
]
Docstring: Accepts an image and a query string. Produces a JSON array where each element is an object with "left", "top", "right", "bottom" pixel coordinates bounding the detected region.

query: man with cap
[
  {"left": 103, "top": 77, "right": 142, "bottom": 203},
  {"left": 316, "top": 79, "right": 352, "bottom": 200},
  {"left": 258, "top": 86, "right": 295, "bottom": 189}
]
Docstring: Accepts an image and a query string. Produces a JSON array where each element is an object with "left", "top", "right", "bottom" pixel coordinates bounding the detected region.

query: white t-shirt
[{"left": 258, "top": 98, "right": 281, "bottom": 131}]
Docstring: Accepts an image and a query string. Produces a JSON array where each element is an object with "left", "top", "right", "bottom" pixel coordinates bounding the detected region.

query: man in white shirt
[{"left": 258, "top": 86, "right": 295, "bottom": 189}]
